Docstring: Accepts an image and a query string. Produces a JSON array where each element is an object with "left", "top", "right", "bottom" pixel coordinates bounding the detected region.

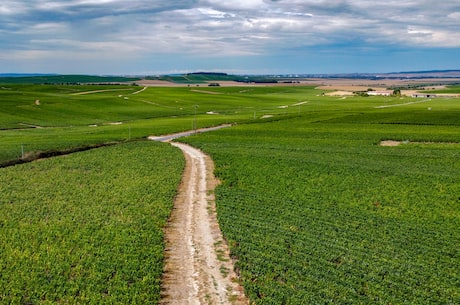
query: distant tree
[{"left": 392, "top": 89, "right": 401, "bottom": 96}]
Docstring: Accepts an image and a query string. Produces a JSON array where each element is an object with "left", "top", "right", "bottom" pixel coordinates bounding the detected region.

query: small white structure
[{"left": 367, "top": 91, "right": 392, "bottom": 96}]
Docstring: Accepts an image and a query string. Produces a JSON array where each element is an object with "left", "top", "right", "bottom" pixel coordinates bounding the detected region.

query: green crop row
[
  {"left": 183, "top": 109, "right": 460, "bottom": 304},
  {"left": 0, "top": 85, "right": 330, "bottom": 163},
  {"left": 0, "top": 141, "right": 184, "bottom": 304}
]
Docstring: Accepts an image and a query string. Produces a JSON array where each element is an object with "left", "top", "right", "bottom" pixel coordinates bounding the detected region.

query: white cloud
[
  {"left": 196, "top": 8, "right": 236, "bottom": 18},
  {"left": 29, "top": 22, "right": 69, "bottom": 33},
  {"left": 1, "top": 0, "right": 460, "bottom": 73},
  {"left": 203, "top": 0, "right": 267, "bottom": 10},
  {"left": 0, "top": 1, "right": 28, "bottom": 15},
  {"left": 447, "top": 12, "right": 460, "bottom": 19}
]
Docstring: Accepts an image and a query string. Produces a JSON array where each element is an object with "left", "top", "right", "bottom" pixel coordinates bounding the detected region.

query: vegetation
[
  {"left": 0, "top": 84, "right": 321, "bottom": 164},
  {"left": 183, "top": 99, "right": 460, "bottom": 304},
  {"left": 0, "top": 75, "right": 141, "bottom": 84},
  {"left": 146, "top": 73, "right": 294, "bottom": 84},
  {"left": 0, "top": 141, "right": 184, "bottom": 304},
  {"left": 1, "top": 81, "right": 459, "bottom": 303}
]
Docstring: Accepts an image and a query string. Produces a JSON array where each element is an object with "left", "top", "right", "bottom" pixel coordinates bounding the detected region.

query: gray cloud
[{"left": 1, "top": 0, "right": 459, "bottom": 73}]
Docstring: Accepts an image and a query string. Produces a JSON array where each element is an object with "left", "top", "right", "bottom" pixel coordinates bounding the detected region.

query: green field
[
  {"left": 0, "top": 141, "right": 184, "bottom": 304},
  {"left": 1, "top": 83, "right": 459, "bottom": 304},
  {"left": 0, "top": 84, "right": 326, "bottom": 164},
  {"left": 183, "top": 101, "right": 460, "bottom": 304}
]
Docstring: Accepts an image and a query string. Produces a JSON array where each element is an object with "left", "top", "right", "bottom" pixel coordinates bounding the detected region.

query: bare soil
[
  {"left": 380, "top": 140, "right": 459, "bottom": 146},
  {"left": 380, "top": 140, "right": 402, "bottom": 147},
  {"left": 160, "top": 142, "right": 248, "bottom": 305}
]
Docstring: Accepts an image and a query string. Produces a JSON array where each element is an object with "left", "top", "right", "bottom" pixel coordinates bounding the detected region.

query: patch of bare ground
[
  {"left": 317, "top": 85, "right": 383, "bottom": 92},
  {"left": 160, "top": 142, "right": 248, "bottom": 305},
  {"left": 380, "top": 140, "right": 403, "bottom": 147},
  {"left": 325, "top": 90, "right": 356, "bottom": 96},
  {"left": 380, "top": 140, "right": 460, "bottom": 146}
]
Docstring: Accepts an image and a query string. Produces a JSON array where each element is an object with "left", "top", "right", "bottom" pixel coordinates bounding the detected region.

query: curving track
[{"left": 150, "top": 126, "right": 247, "bottom": 304}]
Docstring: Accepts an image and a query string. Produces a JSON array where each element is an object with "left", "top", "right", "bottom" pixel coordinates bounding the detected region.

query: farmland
[
  {"left": 1, "top": 80, "right": 460, "bottom": 304},
  {"left": 183, "top": 99, "right": 460, "bottom": 304},
  {"left": 0, "top": 84, "right": 317, "bottom": 164},
  {"left": 0, "top": 141, "right": 184, "bottom": 304}
]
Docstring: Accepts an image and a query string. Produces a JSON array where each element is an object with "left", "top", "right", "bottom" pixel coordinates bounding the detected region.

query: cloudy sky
[{"left": 1, "top": 0, "right": 459, "bottom": 75}]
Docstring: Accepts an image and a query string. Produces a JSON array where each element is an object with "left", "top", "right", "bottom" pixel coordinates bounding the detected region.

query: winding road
[{"left": 150, "top": 126, "right": 248, "bottom": 304}]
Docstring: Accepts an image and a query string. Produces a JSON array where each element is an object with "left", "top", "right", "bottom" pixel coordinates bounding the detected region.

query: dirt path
[
  {"left": 148, "top": 124, "right": 231, "bottom": 143},
  {"left": 159, "top": 142, "right": 248, "bottom": 305},
  {"left": 131, "top": 86, "right": 147, "bottom": 95},
  {"left": 70, "top": 88, "right": 131, "bottom": 95},
  {"left": 374, "top": 99, "right": 431, "bottom": 108}
]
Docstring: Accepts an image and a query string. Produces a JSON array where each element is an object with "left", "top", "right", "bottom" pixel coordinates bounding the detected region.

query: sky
[{"left": 1, "top": 0, "right": 459, "bottom": 75}]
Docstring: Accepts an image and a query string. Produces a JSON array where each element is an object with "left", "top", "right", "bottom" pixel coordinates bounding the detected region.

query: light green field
[{"left": 1, "top": 85, "right": 323, "bottom": 163}]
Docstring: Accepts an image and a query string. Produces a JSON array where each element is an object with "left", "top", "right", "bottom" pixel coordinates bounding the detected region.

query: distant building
[
  {"left": 367, "top": 91, "right": 392, "bottom": 96},
  {"left": 411, "top": 94, "right": 437, "bottom": 98}
]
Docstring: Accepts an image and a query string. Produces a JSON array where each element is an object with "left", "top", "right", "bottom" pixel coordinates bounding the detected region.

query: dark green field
[
  {"left": 1, "top": 82, "right": 459, "bottom": 304},
  {"left": 1, "top": 141, "right": 184, "bottom": 304},
  {"left": 184, "top": 111, "right": 460, "bottom": 304}
]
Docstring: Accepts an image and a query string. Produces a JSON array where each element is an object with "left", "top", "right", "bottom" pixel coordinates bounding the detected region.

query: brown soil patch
[
  {"left": 380, "top": 140, "right": 460, "bottom": 146},
  {"left": 380, "top": 140, "right": 402, "bottom": 147},
  {"left": 325, "top": 90, "right": 356, "bottom": 96},
  {"left": 317, "top": 85, "right": 382, "bottom": 92}
]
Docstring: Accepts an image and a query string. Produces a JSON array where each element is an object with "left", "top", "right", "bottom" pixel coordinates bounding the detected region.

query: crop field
[
  {"left": 0, "top": 84, "right": 320, "bottom": 164},
  {"left": 0, "top": 141, "right": 184, "bottom": 304},
  {"left": 1, "top": 82, "right": 459, "bottom": 304},
  {"left": 183, "top": 99, "right": 460, "bottom": 304},
  {"left": 421, "top": 85, "right": 460, "bottom": 94}
]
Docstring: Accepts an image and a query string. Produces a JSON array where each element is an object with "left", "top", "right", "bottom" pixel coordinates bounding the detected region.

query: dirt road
[
  {"left": 159, "top": 141, "right": 247, "bottom": 304},
  {"left": 148, "top": 125, "right": 231, "bottom": 143}
]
